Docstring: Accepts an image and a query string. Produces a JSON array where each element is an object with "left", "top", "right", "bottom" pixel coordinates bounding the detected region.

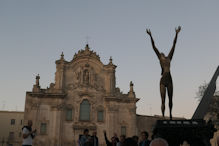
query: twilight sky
[{"left": 0, "top": 0, "right": 218, "bottom": 118}]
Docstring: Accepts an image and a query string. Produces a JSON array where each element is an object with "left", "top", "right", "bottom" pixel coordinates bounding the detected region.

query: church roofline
[
  {"left": 0, "top": 111, "right": 24, "bottom": 114},
  {"left": 104, "top": 56, "right": 117, "bottom": 69},
  {"left": 72, "top": 44, "right": 101, "bottom": 63},
  {"left": 55, "top": 44, "right": 118, "bottom": 70}
]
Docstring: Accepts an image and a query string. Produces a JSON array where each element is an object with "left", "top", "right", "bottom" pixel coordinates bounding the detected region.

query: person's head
[
  {"left": 120, "top": 135, "right": 126, "bottom": 142},
  {"left": 132, "top": 135, "right": 139, "bottom": 143},
  {"left": 149, "top": 138, "right": 168, "bottom": 146},
  {"left": 111, "top": 136, "right": 117, "bottom": 144},
  {"left": 141, "top": 131, "right": 149, "bottom": 141},
  {"left": 27, "top": 120, "right": 33, "bottom": 127},
  {"left": 84, "top": 129, "right": 89, "bottom": 136},
  {"left": 181, "top": 141, "right": 190, "bottom": 146}
]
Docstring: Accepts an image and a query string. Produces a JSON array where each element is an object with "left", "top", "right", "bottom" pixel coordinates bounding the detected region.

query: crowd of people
[
  {"left": 78, "top": 129, "right": 168, "bottom": 146},
  {"left": 21, "top": 120, "right": 168, "bottom": 146}
]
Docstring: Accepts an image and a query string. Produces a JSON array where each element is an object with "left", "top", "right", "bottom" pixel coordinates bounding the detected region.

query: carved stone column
[
  {"left": 129, "top": 106, "right": 137, "bottom": 135},
  {"left": 51, "top": 104, "right": 65, "bottom": 146}
]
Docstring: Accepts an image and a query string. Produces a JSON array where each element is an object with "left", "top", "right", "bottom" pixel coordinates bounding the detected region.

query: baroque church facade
[{"left": 24, "top": 44, "right": 139, "bottom": 146}]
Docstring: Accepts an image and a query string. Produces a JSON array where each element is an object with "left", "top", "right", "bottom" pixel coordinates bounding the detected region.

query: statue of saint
[
  {"left": 36, "top": 74, "right": 40, "bottom": 86},
  {"left": 83, "top": 70, "right": 90, "bottom": 85},
  {"left": 146, "top": 26, "right": 181, "bottom": 119}
]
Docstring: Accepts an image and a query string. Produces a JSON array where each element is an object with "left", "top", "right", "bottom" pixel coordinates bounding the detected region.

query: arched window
[{"left": 80, "top": 99, "right": 90, "bottom": 121}]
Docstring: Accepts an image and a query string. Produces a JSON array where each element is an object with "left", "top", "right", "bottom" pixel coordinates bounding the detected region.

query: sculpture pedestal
[{"left": 152, "top": 120, "right": 216, "bottom": 146}]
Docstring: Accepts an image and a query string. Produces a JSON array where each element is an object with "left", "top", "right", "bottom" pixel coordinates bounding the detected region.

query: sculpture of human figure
[
  {"left": 146, "top": 26, "right": 181, "bottom": 119},
  {"left": 83, "top": 70, "right": 90, "bottom": 85}
]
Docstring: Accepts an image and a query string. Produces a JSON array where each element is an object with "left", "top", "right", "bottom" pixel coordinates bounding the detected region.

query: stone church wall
[{"left": 24, "top": 45, "right": 139, "bottom": 146}]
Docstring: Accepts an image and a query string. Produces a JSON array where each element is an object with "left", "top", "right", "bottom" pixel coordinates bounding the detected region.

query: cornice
[
  {"left": 26, "top": 92, "right": 66, "bottom": 98},
  {"left": 104, "top": 97, "right": 139, "bottom": 103}
]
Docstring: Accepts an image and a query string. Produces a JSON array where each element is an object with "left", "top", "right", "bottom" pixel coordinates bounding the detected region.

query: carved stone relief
[
  {"left": 51, "top": 103, "right": 65, "bottom": 111},
  {"left": 69, "top": 64, "right": 105, "bottom": 92}
]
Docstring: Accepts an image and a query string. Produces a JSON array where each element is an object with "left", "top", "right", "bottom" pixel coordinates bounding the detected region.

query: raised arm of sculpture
[
  {"left": 168, "top": 26, "right": 181, "bottom": 60},
  {"left": 146, "top": 29, "right": 161, "bottom": 59}
]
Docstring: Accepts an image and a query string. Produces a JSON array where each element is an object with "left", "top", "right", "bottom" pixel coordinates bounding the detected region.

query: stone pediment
[
  {"left": 65, "top": 62, "right": 105, "bottom": 91},
  {"left": 72, "top": 44, "right": 101, "bottom": 63}
]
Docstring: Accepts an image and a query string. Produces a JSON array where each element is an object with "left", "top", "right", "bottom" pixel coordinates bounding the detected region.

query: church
[
  {"left": 24, "top": 44, "right": 219, "bottom": 146},
  {"left": 24, "top": 44, "right": 141, "bottom": 146}
]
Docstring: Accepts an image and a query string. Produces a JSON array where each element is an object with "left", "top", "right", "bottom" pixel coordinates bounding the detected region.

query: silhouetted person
[
  {"left": 80, "top": 129, "right": 91, "bottom": 146},
  {"left": 22, "top": 120, "right": 36, "bottom": 146},
  {"left": 146, "top": 26, "right": 181, "bottom": 119},
  {"left": 85, "top": 136, "right": 94, "bottom": 146},
  {"left": 139, "top": 131, "right": 150, "bottom": 146},
  {"left": 113, "top": 133, "right": 120, "bottom": 143},
  {"left": 132, "top": 135, "right": 139, "bottom": 144},
  {"left": 124, "top": 137, "right": 138, "bottom": 146},
  {"left": 78, "top": 135, "right": 83, "bottom": 146},
  {"left": 91, "top": 131, "right": 99, "bottom": 146},
  {"left": 103, "top": 130, "right": 117, "bottom": 146},
  {"left": 117, "top": 135, "right": 126, "bottom": 146}
]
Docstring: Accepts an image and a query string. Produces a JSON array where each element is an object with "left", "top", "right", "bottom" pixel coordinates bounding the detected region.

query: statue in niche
[
  {"left": 83, "top": 69, "right": 89, "bottom": 85},
  {"left": 77, "top": 70, "right": 81, "bottom": 84},
  {"left": 146, "top": 26, "right": 181, "bottom": 119}
]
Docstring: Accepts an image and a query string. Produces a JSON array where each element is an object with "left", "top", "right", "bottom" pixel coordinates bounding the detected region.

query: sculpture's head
[{"left": 160, "top": 53, "right": 166, "bottom": 58}]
